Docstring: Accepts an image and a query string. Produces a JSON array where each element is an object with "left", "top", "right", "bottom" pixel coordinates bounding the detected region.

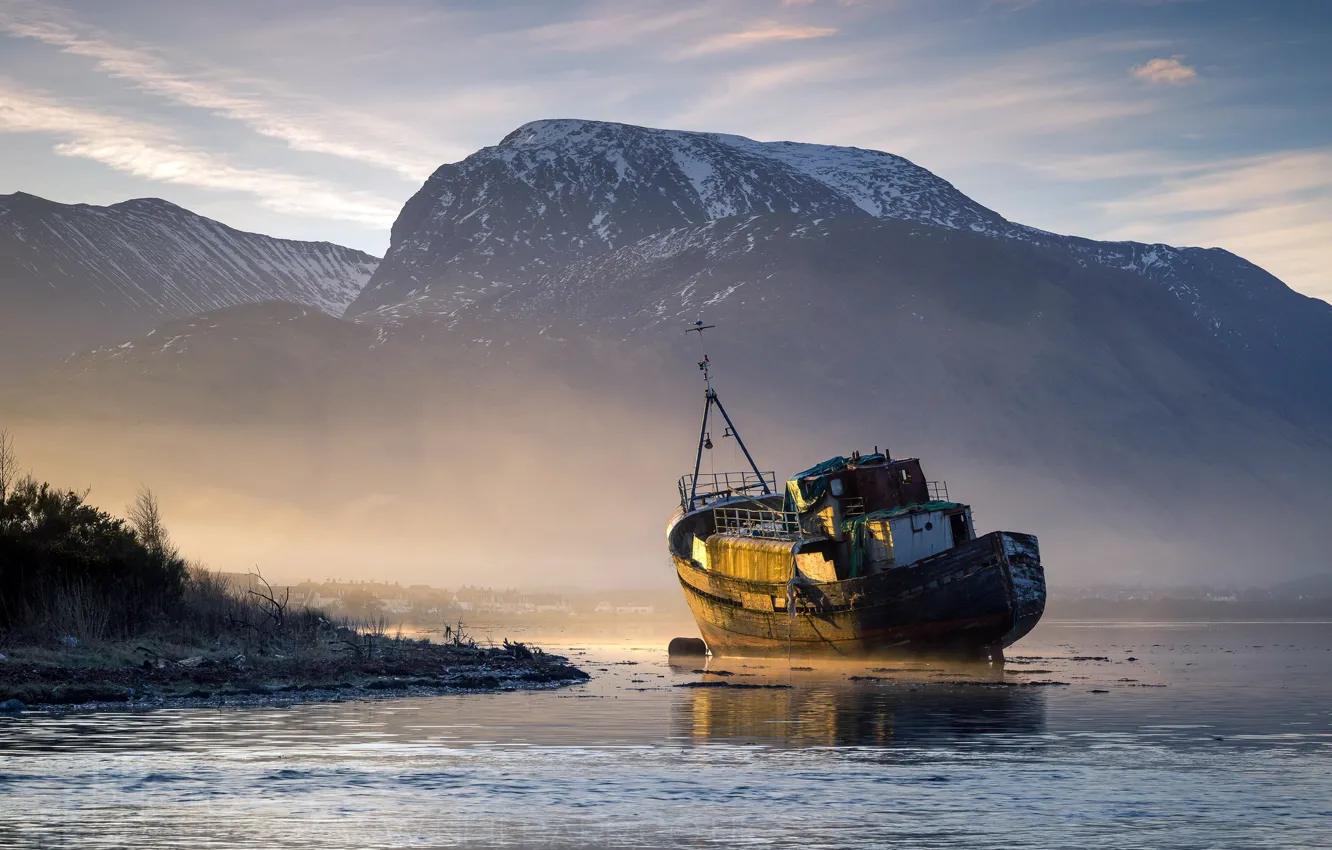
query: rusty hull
[{"left": 675, "top": 530, "right": 1045, "bottom": 658}]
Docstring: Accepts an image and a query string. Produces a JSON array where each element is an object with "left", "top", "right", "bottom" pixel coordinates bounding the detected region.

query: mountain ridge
[
  {"left": 1, "top": 191, "right": 379, "bottom": 317},
  {"left": 0, "top": 191, "right": 380, "bottom": 382},
  {"left": 351, "top": 118, "right": 1332, "bottom": 423}
]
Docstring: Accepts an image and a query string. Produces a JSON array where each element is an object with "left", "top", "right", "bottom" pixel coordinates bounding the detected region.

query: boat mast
[{"left": 685, "top": 319, "right": 771, "bottom": 511}]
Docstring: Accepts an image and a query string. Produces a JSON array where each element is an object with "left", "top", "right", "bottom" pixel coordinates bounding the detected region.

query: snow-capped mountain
[
  {"left": 347, "top": 118, "right": 1254, "bottom": 321},
  {"left": 351, "top": 119, "right": 1006, "bottom": 316},
  {"left": 350, "top": 118, "right": 1332, "bottom": 423},
  {"left": 0, "top": 191, "right": 379, "bottom": 381},
  {"left": 2, "top": 192, "right": 378, "bottom": 317}
]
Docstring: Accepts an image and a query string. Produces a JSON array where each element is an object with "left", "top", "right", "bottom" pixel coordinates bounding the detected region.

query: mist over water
[
  {"left": 2, "top": 622, "right": 1329, "bottom": 849},
  {"left": 7, "top": 327, "right": 1328, "bottom": 591}
]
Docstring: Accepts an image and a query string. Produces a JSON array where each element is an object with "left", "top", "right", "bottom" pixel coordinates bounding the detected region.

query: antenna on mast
[
  {"left": 683, "top": 318, "right": 770, "bottom": 511},
  {"left": 685, "top": 319, "right": 716, "bottom": 393}
]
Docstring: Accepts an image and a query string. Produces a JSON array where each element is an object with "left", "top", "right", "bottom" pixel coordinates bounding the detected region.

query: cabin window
[
  {"left": 949, "top": 512, "right": 971, "bottom": 544},
  {"left": 900, "top": 469, "right": 912, "bottom": 485},
  {"left": 830, "top": 479, "right": 844, "bottom": 497}
]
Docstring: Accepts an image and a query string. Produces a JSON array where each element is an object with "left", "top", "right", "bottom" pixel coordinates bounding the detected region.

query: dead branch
[
  {"left": 0, "top": 428, "right": 16, "bottom": 502},
  {"left": 246, "top": 566, "right": 289, "bottom": 630}
]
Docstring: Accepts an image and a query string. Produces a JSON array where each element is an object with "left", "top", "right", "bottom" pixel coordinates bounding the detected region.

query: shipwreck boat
[{"left": 667, "top": 322, "right": 1045, "bottom": 659}]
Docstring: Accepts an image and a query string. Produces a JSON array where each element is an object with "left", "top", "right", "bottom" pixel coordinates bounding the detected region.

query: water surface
[{"left": 1, "top": 622, "right": 1329, "bottom": 848}]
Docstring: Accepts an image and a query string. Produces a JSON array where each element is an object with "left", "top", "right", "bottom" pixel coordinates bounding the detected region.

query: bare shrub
[
  {"left": 177, "top": 562, "right": 240, "bottom": 638},
  {"left": 246, "top": 568, "right": 289, "bottom": 630},
  {"left": 170, "top": 564, "right": 329, "bottom": 656},
  {"left": 127, "top": 486, "right": 178, "bottom": 562},
  {"left": 41, "top": 581, "right": 112, "bottom": 645},
  {"left": 442, "top": 619, "right": 474, "bottom": 647},
  {"left": 0, "top": 429, "right": 16, "bottom": 503}
]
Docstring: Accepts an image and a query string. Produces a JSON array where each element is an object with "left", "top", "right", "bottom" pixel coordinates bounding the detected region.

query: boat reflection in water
[{"left": 669, "top": 660, "right": 1047, "bottom": 748}]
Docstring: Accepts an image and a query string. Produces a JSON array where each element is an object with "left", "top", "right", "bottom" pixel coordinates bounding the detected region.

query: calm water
[{"left": 1, "top": 622, "right": 1329, "bottom": 849}]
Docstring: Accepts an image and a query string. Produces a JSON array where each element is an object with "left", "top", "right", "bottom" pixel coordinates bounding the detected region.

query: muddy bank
[{"left": 0, "top": 640, "right": 588, "bottom": 713}]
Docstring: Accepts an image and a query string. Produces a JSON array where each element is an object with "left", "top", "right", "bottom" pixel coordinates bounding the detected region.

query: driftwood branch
[{"left": 246, "top": 566, "right": 289, "bottom": 629}]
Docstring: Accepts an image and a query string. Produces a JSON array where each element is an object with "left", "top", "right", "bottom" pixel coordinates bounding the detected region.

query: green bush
[{"left": 0, "top": 478, "right": 186, "bottom": 638}]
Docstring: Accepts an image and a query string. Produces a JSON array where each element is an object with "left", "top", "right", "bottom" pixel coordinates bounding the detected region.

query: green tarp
[{"left": 782, "top": 453, "right": 888, "bottom": 513}]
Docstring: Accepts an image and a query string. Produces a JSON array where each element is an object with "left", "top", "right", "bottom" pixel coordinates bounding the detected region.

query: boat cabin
[
  {"left": 785, "top": 452, "right": 929, "bottom": 517},
  {"left": 784, "top": 452, "right": 974, "bottom": 575},
  {"left": 674, "top": 451, "right": 976, "bottom": 585}
]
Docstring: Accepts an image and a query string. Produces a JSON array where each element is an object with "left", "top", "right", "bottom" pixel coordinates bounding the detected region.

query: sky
[{"left": 1, "top": 0, "right": 1329, "bottom": 301}]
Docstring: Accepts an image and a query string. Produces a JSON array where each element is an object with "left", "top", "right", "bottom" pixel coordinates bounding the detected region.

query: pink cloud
[{"left": 1131, "top": 56, "right": 1198, "bottom": 85}]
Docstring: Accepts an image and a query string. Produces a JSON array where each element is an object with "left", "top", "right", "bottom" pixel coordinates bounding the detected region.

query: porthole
[{"left": 925, "top": 521, "right": 934, "bottom": 530}]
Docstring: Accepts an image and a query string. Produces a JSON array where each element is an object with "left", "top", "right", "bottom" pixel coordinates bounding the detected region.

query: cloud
[
  {"left": 1102, "top": 151, "right": 1332, "bottom": 217},
  {"left": 0, "top": 85, "right": 400, "bottom": 226},
  {"left": 683, "top": 22, "right": 838, "bottom": 57},
  {"left": 1094, "top": 150, "right": 1332, "bottom": 301},
  {"left": 512, "top": 6, "right": 714, "bottom": 52},
  {"left": 670, "top": 33, "right": 1163, "bottom": 157},
  {"left": 1023, "top": 150, "right": 1213, "bottom": 181},
  {"left": 1131, "top": 56, "right": 1198, "bottom": 85},
  {"left": 0, "top": 0, "right": 437, "bottom": 179},
  {"left": 724, "top": 23, "right": 839, "bottom": 44}
]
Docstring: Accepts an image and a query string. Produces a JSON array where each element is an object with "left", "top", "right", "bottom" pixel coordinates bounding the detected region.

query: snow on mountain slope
[
  {"left": 495, "top": 119, "right": 1006, "bottom": 230},
  {"left": 351, "top": 119, "right": 1009, "bottom": 316},
  {"left": 1, "top": 192, "right": 379, "bottom": 318},
  {"left": 349, "top": 120, "right": 1332, "bottom": 413},
  {"left": 708, "top": 132, "right": 1004, "bottom": 231}
]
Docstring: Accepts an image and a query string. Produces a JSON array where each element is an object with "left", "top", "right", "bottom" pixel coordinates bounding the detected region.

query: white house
[{"left": 615, "top": 604, "right": 654, "bottom": 615}]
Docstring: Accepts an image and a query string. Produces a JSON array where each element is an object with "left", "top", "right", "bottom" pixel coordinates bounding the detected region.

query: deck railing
[
  {"left": 678, "top": 471, "right": 777, "bottom": 512},
  {"left": 713, "top": 505, "right": 802, "bottom": 539}
]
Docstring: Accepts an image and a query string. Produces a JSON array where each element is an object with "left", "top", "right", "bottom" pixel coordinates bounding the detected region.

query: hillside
[{"left": 0, "top": 192, "right": 378, "bottom": 382}]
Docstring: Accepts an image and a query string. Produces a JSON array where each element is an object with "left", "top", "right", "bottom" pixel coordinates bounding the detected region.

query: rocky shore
[{"left": 0, "top": 638, "right": 588, "bottom": 713}]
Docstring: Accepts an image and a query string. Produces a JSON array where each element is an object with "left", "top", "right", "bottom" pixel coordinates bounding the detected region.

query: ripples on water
[{"left": 1, "top": 623, "right": 1329, "bottom": 848}]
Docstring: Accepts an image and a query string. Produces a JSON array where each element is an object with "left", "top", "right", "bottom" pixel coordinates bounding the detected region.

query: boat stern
[{"left": 998, "top": 531, "right": 1046, "bottom": 647}]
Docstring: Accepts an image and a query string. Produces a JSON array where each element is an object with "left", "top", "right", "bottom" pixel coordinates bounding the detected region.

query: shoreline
[
  {"left": 0, "top": 676, "right": 587, "bottom": 716},
  {"left": 0, "top": 641, "right": 590, "bottom": 715}
]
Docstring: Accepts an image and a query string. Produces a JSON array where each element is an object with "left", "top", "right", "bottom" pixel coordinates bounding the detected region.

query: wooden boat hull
[{"left": 675, "top": 530, "right": 1045, "bottom": 658}]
